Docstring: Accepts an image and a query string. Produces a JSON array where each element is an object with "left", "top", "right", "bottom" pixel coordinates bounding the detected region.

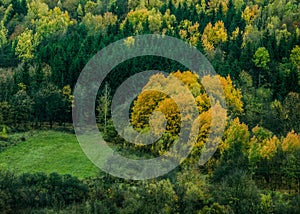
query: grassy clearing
[{"left": 0, "top": 131, "right": 99, "bottom": 179}]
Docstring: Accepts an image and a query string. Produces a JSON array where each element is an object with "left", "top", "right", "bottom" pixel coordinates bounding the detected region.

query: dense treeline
[
  {"left": 0, "top": 0, "right": 300, "bottom": 213},
  {"left": 0, "top": 168, "right": 299, "bottom": 213}
]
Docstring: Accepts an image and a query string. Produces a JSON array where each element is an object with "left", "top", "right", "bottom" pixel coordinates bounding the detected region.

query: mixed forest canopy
[
  {"left": 0, "top": 0, "right": 300, "bottom": 213},
  {"left": 0, "top": 0, "right": 299, "bottom": 134}
]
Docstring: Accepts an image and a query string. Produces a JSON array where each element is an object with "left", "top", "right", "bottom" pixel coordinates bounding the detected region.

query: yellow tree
[
  {"left": 202, "top": 75, "right": 243, "bottom": 117},
  {"left": 131, "top": 89, "right": 167, "bottom": 129},
  {"left": 281, "top": 131, "right": 300, "bottom": 152},
  {"left": 131, "top": 71, "right": 242, "bottom": 163},
  {"left": 241, "top": 5, "right": 259, "bottom": 25},
  {"left": 201, "top": 21, "right": 227, "bottom": 57},
  {"left": 162, "top": 9, "right": 176, "bottom": 35},
  {"left": 207, "top": 0, "right": 229, "bottom": 14},
  {"left": 178, "top": 20, "right": 200, "bottom": 47},
  {"left": 148, "top": 8, "right": 163, "bottom": 33}
]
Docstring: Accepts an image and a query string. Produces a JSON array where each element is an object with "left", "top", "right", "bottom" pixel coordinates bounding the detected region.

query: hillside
[{"left": 0, "top": 0, "right": 300, "bottom": 213}]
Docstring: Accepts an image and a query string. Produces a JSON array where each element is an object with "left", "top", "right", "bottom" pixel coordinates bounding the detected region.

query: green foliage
[
  {"left": 0, "top": 170, "right": 88, "bottom": 213},
  {"left": 10, "top": 84, "right": 34, "bottom": 128},
  {"left": 175, "top": 169, "right": 208, "bottom": 213},
  {"left": 253, "top": 47, "right": 270, "bottom": 70},
  {"left": 212, "top": 118, "right": 250, "bottom": 181},
  {"left": 0, "top": 21, "right": 7, "bottom": 49},
  {"left": 212, "top": 170, "right": 261, "bottom": 213},
  {"left": 290, "top": 45, "right": 300, "bottom": 69},
  {"left": 33, "top": 83, "right": 64, "bottom": 127},
  {"left": 15, "top": 28, "right": 36, "bottom": 61}
]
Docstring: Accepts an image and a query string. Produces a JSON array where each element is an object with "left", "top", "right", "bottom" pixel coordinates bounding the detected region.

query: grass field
[{"left": 0, "top": 131, "right": 99, "bottom": 179}]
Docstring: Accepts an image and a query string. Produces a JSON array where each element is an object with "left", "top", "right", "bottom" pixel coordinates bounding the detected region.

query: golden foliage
[
  {"left": 201, "top": 21, "right": 227, "bottom": 55},
  {"left": 208, "top": 0, "right": 229, "bottom": 14},
  {"left": 131, "top": 71, "right": 242, "bottom": 161},
  {"left": 282, "top": 131, "right": 300, "bottom": 152},
  {"left": 202, "top": 75, "right": 243, "bottom": 116},
  {"left": 162, "top": 9, "right": 176, "bottom": 35},
  {"left": 242, "top": 5, "right": 259, "bottom": 24},
  {"left": 259, "top": 136, "right": 279, "bottom": 160},
  {"left": 178, "top": 20, "right": 200, "bottom": 46},
  {"left": 131, "top": 89, "right": 167, "bottom": 129}
]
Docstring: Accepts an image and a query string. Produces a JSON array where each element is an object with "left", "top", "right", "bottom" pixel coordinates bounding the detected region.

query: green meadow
[{"left": 0, "top": 131, "right": 99, "bottom": 179}]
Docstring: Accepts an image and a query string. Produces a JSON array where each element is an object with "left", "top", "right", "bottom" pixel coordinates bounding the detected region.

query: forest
[{"left": 0, "top": 0, "right": 300, "bottom": 213}]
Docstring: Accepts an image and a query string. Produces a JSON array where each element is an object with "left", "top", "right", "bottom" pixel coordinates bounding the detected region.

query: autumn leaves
[{"left": 130, "top": 71, "right": 242, "bottom": 163}]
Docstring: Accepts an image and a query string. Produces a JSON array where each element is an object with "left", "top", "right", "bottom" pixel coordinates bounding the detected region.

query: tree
[
  {"left": 176, "top": 169, "right": 208, "bottom": 213},
  {"left": 10, "top": 83, "right": 34, "bottom": 128},
  {"left": 238, "top": 71, "right": 274, "bottom": 130},
  {"left": 0, "top": 68, "right": 14, "bottom": 102},
  {"left": 253, "top": 47, "right": 270, "bottom": 86},
  {"left": 131, "top": 71, "right": 241, "bottom": 164},
  {"left": 281, "top": 131, "right": 300, "bottom": 191},
  {"left": 290, "top": 45, "right": 300, "bottom": 85},
  {"left": 178, "top": 20, "right": 200, "bottom": 46},
  {"left": 290, "top": 45, "right": 300, "bottom": 70},
  {"left": 148, "top": 8, "right": 163, "bottom": 33},
  {"left": 34, "top": 7, "right": 74, "bottom": 40},
  {"left": 138, "top": 179, "right": 177, "bottom": 213},
  {"left": 111, "top": 0, "right": 129, "bottom": 19},
  {"left": 213, "top": 118, "right": 250, "bottom": 181},
  {"left": 33, "top": 83, "right": 64, "bottom": 128},
  {"left": 2, "top": 4, "right": 13, "bottom": 26},
  {"left": 0, "top": 102, "right": 12, "bottom": 126},
  {"left": 15, "top": 29, "right": 36, "bottom": 61},
  {"left": 84, "top": 0, "right": 102, "bottom": 15},
  {"left": 120, "top": 9, "right": 149, "bottom": 34},
  {"left": 201, "top": 21, "right": 227, "bottom": 57},
  {"left": 97, "top": 83, "right": 111, "bottom": 130},
  {"left": 253, "top": 47, "right": 270, "bottom": 70},
  {"left": 61, "top": 0, "right": 80, "bottom": 18},
  {"left": 282, "top": 92, "right": 300, "bottom": 134},
  {"left": 25, "top": 0, "right": 49, "bottom": 22},
  {"left": 212, "top": 170, "right": 261, "bottom": 213},
  {"left": 0, "top": 21, "right": 8, "bottom": 55},
  {"left": 161, "top": 9, "right": 176, "bottom": 35},
  {"left": 61, "top": 85, "right": 74, "bottom": 124},
  {"left": 241, "top": 5, "right": 259, "bottom": 25},
  {"left": 201, "top": 74, "right": 243, "bottom": 117},
  {"left": 82, "top": 12, "right": 117, "bottom": 35},
  {"left": 281, "top": 130, "right": 300, "bottom": 153},
  {"left": 207, "top": 0, "right": 229, "bottom": 15}
]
